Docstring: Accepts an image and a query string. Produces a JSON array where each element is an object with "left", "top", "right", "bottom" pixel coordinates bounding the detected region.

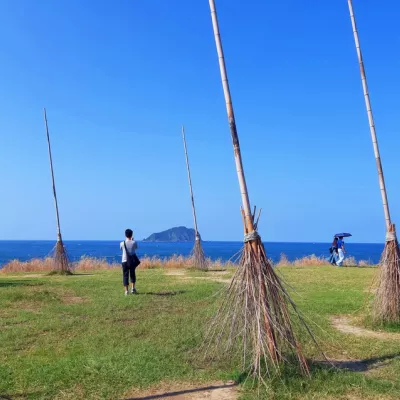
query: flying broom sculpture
[
  {"left": 44, "top": 108, "right": 71, "bottom": 275},
  {"left": 205, "top": 0, "right": 314, "bottom": 378},
  {"left": 347, "top": 0, "right": 400, "bottom": 322},
  {"left": 182, "top": 126, "right": 208, "bottom": 270}
]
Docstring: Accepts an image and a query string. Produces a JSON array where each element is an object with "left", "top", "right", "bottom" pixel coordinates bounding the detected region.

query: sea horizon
[
  {"left": 0, "top": 239, "right": 385, "bottom": 245},
  {"left": 0, "top": 240, "right": 384, "bottom": 267}
]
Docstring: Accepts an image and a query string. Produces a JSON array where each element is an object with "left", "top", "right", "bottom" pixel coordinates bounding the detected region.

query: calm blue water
[{"left": 0, "top": 240, "right": 384, "bottom": 267}]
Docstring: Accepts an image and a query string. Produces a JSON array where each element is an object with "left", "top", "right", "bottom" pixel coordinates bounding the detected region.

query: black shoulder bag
[{"left": 123, "top": 241, "right": 141, "bottom": 268}]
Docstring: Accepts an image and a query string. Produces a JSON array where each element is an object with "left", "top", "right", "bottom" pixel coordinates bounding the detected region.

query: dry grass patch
[
  {"left": 1, "top": 256, "right": 236, "bottom": 274},
  {"left": 1, "top": 257, "right": 56, "bottom": 273},
  {"left": 61, "top": 295, "right": 86, "bottom": 304},
  {"left": 17, "top": 302, "right": 43, "bottom": 313},
  {"left": 1, "top": 254, "right": 374, "bottom": 275},
  {"left": 276, "top": 253, "right": 374, "bottom": 267}
]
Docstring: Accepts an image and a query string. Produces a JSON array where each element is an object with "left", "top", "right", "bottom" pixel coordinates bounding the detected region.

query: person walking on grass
[
  {"left": 336, "top": 236, "right": 346, "bottom": 266},
  {"left": 120, "top": 229, "right": 138, "bottom": 295},
  {"left": 329, "top": 237, "right": 338, "bottom": 265}
]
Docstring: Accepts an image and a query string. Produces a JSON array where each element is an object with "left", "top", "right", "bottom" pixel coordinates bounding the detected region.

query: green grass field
[{"left": 1, "top": 266, "right": 400, "bottom": 399}]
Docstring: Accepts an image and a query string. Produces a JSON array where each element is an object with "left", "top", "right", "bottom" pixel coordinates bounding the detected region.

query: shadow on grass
[
  {"left": 277, "top": 353, "right": 400, "bottom": 375},
  {"left": 0, "top": 280, "right": 43, "bottom": 288},
  {"left": 318, "top": 353, "right": 400, "bottom": 372},
  {"left": 125, "top": 382, "right": 237, "bottom": 400},
  {"left": 47, "top": 270, "right": 74, "bottom": 276},
  {"left": 0, "top": 392, "right": 43, "bottom": 399},
  {"left": 141, "top": 290, "right": 186, "bottom": 297}
]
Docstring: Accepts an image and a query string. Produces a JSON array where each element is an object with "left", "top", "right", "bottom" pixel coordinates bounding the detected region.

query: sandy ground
[
  {"left": 165, "top": 270, "right": 231, "bottom": 284},
  {"left": 124, "top": 381, "right": 237, "bottom": 400},
  {"left": 331, "top": 315, "right": 400, "bottom": 340}
]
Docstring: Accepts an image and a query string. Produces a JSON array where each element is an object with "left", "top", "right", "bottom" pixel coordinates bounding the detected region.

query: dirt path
[
  {"left": 193, "top": 277, "right": 231, "bottom": 284},
  {"left": 165, "top": 271, "right": 187, "bottom": 276},
  {"left": 165, "top": 270, "right": 231, "bottom": 284},
  {"left": 331, "top": 316, "right": 400, "bottom": 340},
  {"left": 125, "top": 381, "right": 237, "bottom": 400}
]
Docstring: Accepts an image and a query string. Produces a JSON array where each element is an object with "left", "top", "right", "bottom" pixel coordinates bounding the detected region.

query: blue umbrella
[{"left": 334, "top": 233, "right": 352, "bottom": 238}]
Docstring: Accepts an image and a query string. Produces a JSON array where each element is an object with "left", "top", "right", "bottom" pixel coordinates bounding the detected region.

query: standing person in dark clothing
[
  {"left": 120, "top": 229, "right": 138, "bottom": 295},
  {"left": 329, "top": 237, "right": 338, "bottom": 265}
]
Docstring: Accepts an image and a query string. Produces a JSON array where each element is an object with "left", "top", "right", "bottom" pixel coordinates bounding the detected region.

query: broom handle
[
  {"left": 43, "top": 108, "right": 62, "bottom": 241},
  {"left": 348, "top": 0, "right": 391, "bottom": 231},
  {"left": 209, "top": 0, "right": 254, "bottom": 233},
  {"left": 182, "top": 126, "right": 200, "bottom": 237}
]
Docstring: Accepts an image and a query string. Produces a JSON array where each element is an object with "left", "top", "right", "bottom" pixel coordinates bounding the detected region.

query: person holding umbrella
[
  {"left": 335, "top": 233, "right": 352, "bottom": 266},
  {"left": 336, "top": 237, "right": 346, "bottom": 266}
]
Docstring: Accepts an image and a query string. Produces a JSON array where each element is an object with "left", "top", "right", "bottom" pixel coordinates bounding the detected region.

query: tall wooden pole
[
  {"left": 347, "top": 0, "right": 391, "bottom": 232},
  {"left": 43, "top": 108, "right": 63, "bottom": 242},
  {"left": 182, "top": 126, "right": 200, "bottom": 239},
  {"left": 209, "top": 0, "right": 254, "bottom": 234}
]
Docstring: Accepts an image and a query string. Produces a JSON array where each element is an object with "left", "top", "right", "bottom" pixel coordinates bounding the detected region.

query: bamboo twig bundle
[
  {"left": 182, "top": 126, "right": 208, "bottom": 270},
  {"left": 205, "top": 0, "right": 315, "bottom": 379},
  {"left": 347, "top": 0, "right": 400, "bottom": 322},
  {"left": 44, "top": 108, "right": 71, "bottom": 275}
]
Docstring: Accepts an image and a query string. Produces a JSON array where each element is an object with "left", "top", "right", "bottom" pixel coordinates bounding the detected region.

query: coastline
[{"left": 0, "top": 240, "right": 384, "bottom": 267}]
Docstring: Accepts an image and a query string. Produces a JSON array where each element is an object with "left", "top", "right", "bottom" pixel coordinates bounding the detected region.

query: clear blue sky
[{"left": 0, "top": 0, "right": 399, "bottom": 243}]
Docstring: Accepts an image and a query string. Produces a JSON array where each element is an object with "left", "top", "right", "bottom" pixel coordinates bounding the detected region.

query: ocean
[{"left": 0, "top": 240, "right": 384, "bottom": 267}]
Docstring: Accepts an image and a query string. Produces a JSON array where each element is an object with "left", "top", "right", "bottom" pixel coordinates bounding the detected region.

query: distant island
[{"left": 143, "top": 226, "right": 198, "bottom": 242}]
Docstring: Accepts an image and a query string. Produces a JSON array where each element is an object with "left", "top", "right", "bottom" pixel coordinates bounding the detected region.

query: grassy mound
[{"left": 0, "top": 266, "right": 399, "bottom": 399}]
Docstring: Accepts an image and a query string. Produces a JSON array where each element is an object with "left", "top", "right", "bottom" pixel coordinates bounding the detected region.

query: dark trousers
[{"left": 122, "top": 262, "right": 136, "bottom": 286}]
